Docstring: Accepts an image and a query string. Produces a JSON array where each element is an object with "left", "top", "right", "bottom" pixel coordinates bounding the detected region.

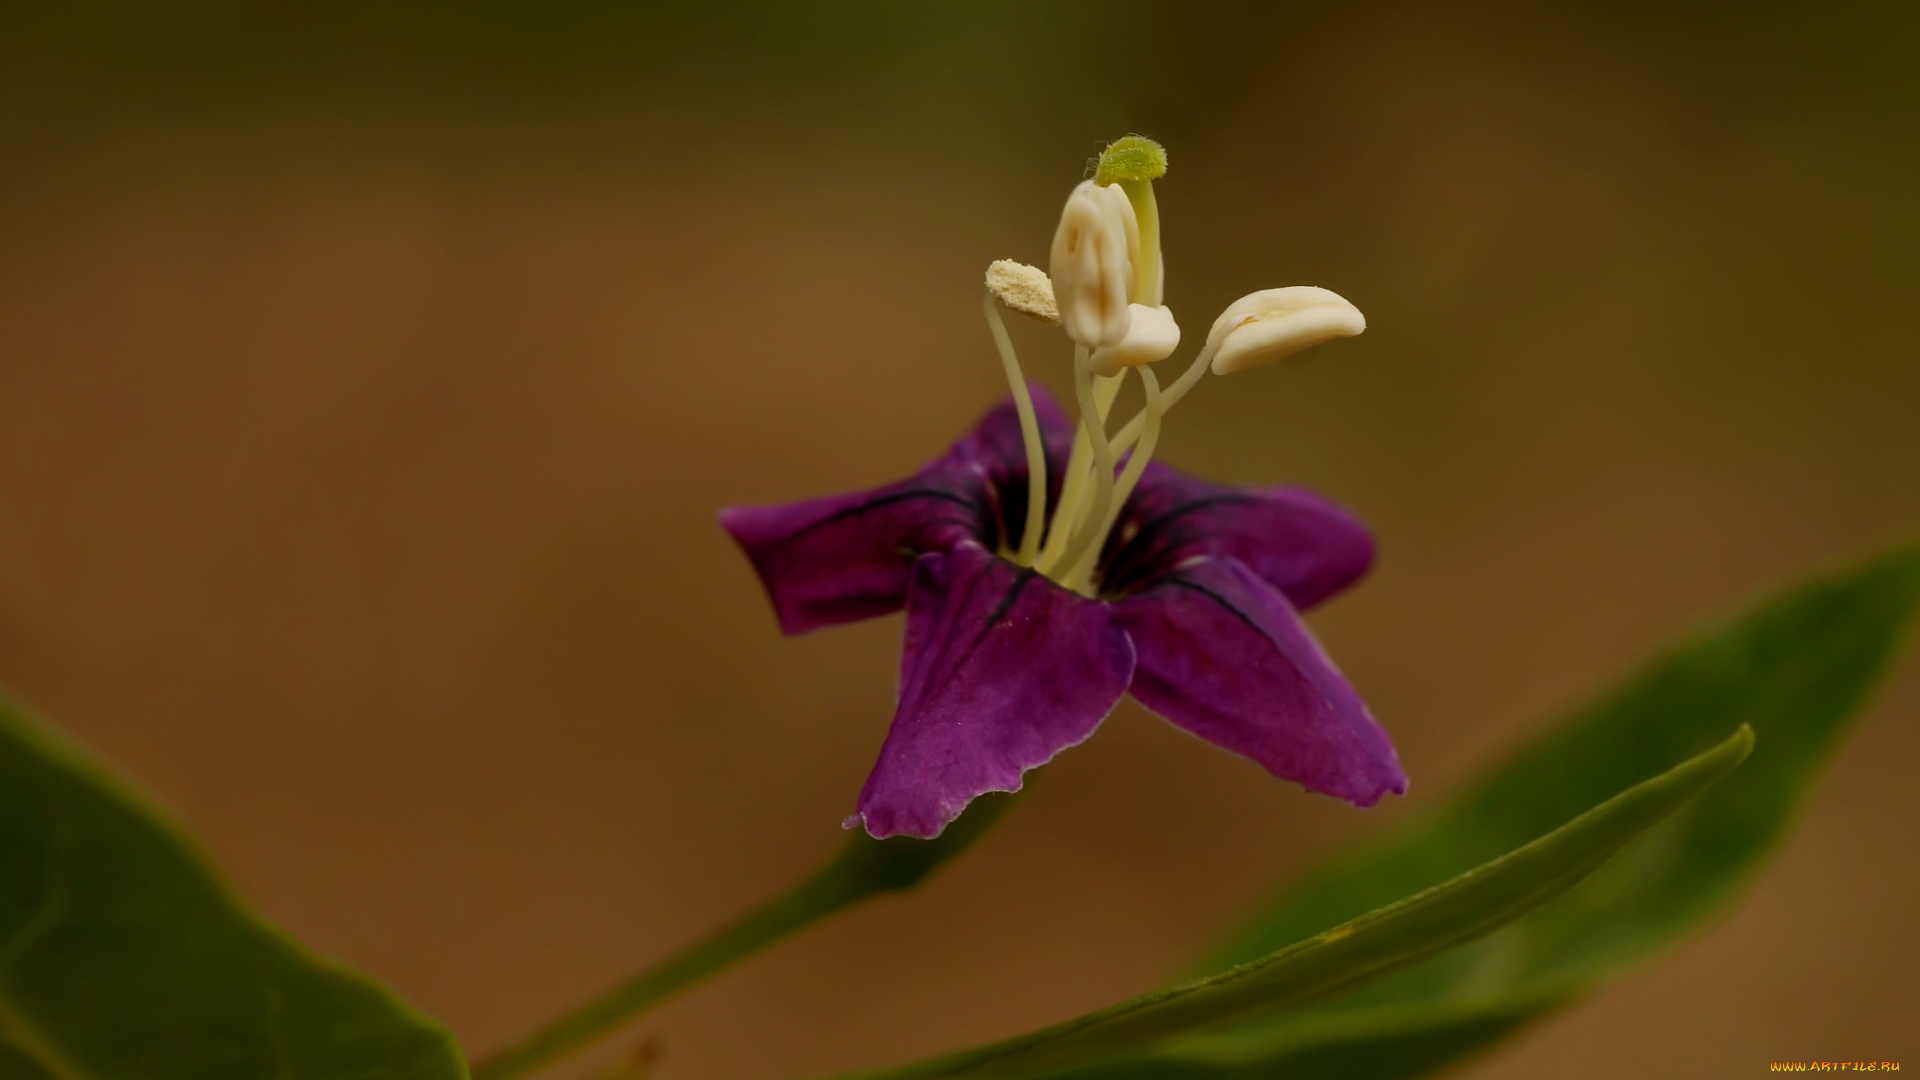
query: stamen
[
  {"left": 1063, "top": 365, "right": 1163, "bottom": 590},
  {"left": 1107, "top": 336, "right": 1217, "bottom": 459},
  {"left": 985, "top": 260, "right": 1060, "bottom": 325},
  {"left": 983, "top": 290, "right": 1051, "bottom": 565},
  {"left": 1036, "top": 371, "right": 1123, "bottom": 568},
  {"left": 1047, "top": 345, "right": 1120, "bottom": 582},
  {"left": 1073, "top": 345, "right": 1120, "bottom": 554}
]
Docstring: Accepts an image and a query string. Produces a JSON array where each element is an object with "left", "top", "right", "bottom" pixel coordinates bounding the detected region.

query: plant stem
[{"left": 470, "top": 792, "right": 1021, "bottom": 1080}]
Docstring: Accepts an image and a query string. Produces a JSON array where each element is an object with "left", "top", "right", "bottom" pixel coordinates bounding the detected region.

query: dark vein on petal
[
  {"left": 777, "top": 488, "right": 981, "bottom": 547},
  {"left": 917, "top": 568, "right": 1038, "bottom": 714},
  {"left": 973, "top": 569, "right": 1038, "bottom": 651},
  {"left": 1105, "top": 493, "right": 1264, "bottom": 588},
  {"left": 1160, "top": 572, "right": 1349, "bottom": 721},
  {"left": 1159, "top": 573, "right": 1268, "bottom": 639}
]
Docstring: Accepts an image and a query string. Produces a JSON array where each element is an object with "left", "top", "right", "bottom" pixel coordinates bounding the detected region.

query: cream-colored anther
[
  {"left": 1089, "top": 304, "right": 1180, "bottom": 377},
  {"left": 1206, "top": 287, "right": 1366, "bottom": 375},
  {"left": 984, "top": 260, "right": 1060, "bottom": 324},
  {"left": 1049, "top": 181, "right": 1138, "bottom": 348}
]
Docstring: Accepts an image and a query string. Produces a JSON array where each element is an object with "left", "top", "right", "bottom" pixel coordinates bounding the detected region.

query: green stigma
[
  {"left": 1096, "top": 135, "right": 1167, "bottom": 305},
  {"left": 1095, "top": 135, "right": 1168, "bottom": 185}
]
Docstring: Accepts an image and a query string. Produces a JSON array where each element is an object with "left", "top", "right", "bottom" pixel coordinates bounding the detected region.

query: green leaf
[
  {"left": 829, "top": 726, "right": 1754, "bottom": 1080},
  {"left": 1106, "top": 538, "right": 1920, "bottom": 1079},
  {"left": 0, "top": 694, "right": 468, "bottom": 1080}
]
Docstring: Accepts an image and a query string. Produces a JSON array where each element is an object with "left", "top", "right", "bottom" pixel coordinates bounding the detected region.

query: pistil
[{"left": 1096, "top": 136, "right": 1168, "bottom": 305}]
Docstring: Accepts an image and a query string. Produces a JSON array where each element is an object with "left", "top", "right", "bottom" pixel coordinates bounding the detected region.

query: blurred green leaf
[
  {"left": 1084, "top": 538, "right": 1920, "bottom": 1079},
  {"left": 0, "top": 694, "right": 467, "bottom": 1080},
  {"left": 831, "top": 726, "right": 1754, "bottom": 1080}
]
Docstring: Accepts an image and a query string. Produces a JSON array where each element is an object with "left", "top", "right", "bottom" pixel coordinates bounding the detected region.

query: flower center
[
  {"left": 1008, "top": 322, "right": 1217, "bottom": 597},
  {"left": 981, "top": 138, "right": 1193, "bottom": 597},
  {"left": 983, "top": 135, "right": 1369, "bottom": 596}
]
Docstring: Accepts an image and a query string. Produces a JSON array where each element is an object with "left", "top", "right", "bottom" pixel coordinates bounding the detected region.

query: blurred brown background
[{"left": 2, "top": 2, "right": 1916, "bottom": 1077}]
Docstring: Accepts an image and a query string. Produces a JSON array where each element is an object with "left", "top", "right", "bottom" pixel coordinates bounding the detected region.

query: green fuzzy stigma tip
[{"left": 1095, "top": 135, "right": 1168, "bottom": 185}]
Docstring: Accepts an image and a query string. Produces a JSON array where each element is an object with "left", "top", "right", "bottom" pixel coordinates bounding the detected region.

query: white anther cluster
[
  {"left": 1049, "top": 180, "right": 1139, "bottom": 349},
  {"left": 1206, "top": 287, "right": 1366, "bottom": 375},
  {"left": 1089, "top": 303, "right": 1180, "bottom": 377},
  {"left": 984, "top": 260, "right": 1060, "bottom": 325}
]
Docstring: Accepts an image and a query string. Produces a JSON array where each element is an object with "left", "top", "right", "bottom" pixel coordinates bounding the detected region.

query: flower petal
[
  {"left": 720, "top": 482, "right": 978, "bottom": 635},
  {"left": 722, "top": 388, "right": 1072, "bottom": 635},
  {"left": 1100, "top": 463, "right": 1374, "bottom": 610},
  {"left": 854, "top": 542, "right": 1135, "bottom": 839},
  {"left": 1114, "top": 556, "right": 1405, "bottom": 806}
]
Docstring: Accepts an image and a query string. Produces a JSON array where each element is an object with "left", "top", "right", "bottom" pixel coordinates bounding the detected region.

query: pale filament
[
  {"left": 984, "top": 290, "right": 1051, "bottom": 565},
  {"left": 1105, "top": 339, "right": 1217, "bottom": 461},
  {"left": 1037, "top": 347, "right": 1117, "bottom": 581},
  {"left": 1062, "top": 364, "right": 1163, "bottom": 591},
  {"left": 1036, "top": 371, "right": 1123, "bottom": 569},
  {"left": 1031, "top": 285, "right": 1205, "bottom": 588}
]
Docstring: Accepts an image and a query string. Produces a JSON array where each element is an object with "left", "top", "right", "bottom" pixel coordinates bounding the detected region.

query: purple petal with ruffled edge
[
  {"left": 1114, "top": 555, "right": 1405, "bottom": 806},
  {"left": 853, "top": 541, "right": 1135, "bottom": 839},
  {"left": 1100, "top": 463, "right": 1374, "bottom": 610},
  {"left": 721, "top": 389, "right": 1072, "bottom": 635}
]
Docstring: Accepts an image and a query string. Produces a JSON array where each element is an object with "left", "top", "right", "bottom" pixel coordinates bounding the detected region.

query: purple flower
[
  {"left": 722, "top": 389, "right": 1405, "bottom": 839},
  {"left": 721, "top": 135, "right": 1405, "bottom": 838}
]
